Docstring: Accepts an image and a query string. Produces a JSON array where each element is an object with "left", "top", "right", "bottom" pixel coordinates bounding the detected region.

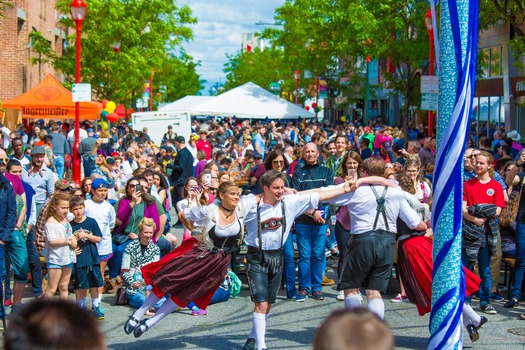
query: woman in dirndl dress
[
  {"left": 123, "top": 181, "right": 249, "bottom": 338},
  {"left": 395, "top": 174, "right": 487, "bottom": 342}
]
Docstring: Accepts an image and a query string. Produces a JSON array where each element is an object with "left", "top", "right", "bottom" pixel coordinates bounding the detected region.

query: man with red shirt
[
  {"left": 463, "top": 151, "right": 505, "bottom": 315},
  {"left": 196, "top": 129, "right": 211, "bottom": 160}
]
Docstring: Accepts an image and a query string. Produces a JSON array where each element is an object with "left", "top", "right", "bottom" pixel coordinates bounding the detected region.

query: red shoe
[{"left": 4, "top": 299, "right": 12, "bottom": 308}]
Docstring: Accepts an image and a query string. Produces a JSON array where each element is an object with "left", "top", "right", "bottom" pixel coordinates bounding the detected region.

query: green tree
[
  {"left": 53, "top": 0, "right": 201, "bottom": 106},
  {"left": 261, "top": 0, "right": 429, "bottom": 130},
  {"left": 223, "top": 47, "right": 291, "bottom": 94}
]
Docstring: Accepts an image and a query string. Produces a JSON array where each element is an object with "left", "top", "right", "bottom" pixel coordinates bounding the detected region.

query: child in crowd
[
  {"left": 44, "top": 193, "right": 77, "bottom": 300},
  {"left": 70, "top": 196, "right": 105, "bottom": 320},
  {"left": 84, "top": 178, "right": 116, "bottom": 304}
]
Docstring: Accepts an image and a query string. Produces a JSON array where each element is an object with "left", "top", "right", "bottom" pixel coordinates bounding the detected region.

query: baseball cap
[
  {"left": 55, "top": 179, "right": 71, "bottom": 190},
  {"left": 381, "top": 139, "right": 393, "bottom": 151},
  {"left": 31, "top": 146, "right": 46, "bottom": 155},
  {"left": 87, "top": 128, "right": 94, "bottom": 134},
  {"left": 175, "top": 135, "right": 185, "bottom": 143},
  {"left": 106, "top": 157, "right": 115, "bottom": 165},
  {"left": 364, "top": 126, "right": 371, "bottom": 133},
  {"left": 92, "top": 178, "right": 108, "bottom": 189},
  {"left": 254, "top": 152, "right": 263, "bottom": 159}
]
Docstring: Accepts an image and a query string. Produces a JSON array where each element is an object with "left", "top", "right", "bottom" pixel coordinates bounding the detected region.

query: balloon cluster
[
  {"left": 305, "top": 103, "right": 322, "bottom": 113},
  {"left": 100, "top": 100, "right": 119, "bottom": 127}
]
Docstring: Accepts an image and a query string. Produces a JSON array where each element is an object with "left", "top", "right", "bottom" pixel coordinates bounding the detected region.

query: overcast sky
[{"left": 180, "top": 0, "right": 284, "bottom": 95}]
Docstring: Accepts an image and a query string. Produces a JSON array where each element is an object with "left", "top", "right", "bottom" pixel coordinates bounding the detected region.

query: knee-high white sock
[
  {"left": 252, "top": 312, "right": 267, "bottom": 350},
  {"left": 145, "top": 298, "right": 179, "bottom": 328},
  {"left": 344, "top": 294, "right": 362, "bottom": 309},
  {"left": 368, "top": 298, "right": 385, "bottom": 319},
  {"left": 96, "top": 294, "right": 102, "bottom": 304},
  {"left": 462, "top": 302, "right": 481, "bottom": 326},
  {"left": 131, "top": 293, "right": 161, "bottom": 325}
]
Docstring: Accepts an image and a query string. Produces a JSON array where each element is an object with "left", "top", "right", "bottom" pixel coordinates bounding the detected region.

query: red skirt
[
  {"left": 142, "top": 237, "right": 230, "bottom": 310},
  {"left": 397, "top": 235, "right": 481, "bottom": 316}
]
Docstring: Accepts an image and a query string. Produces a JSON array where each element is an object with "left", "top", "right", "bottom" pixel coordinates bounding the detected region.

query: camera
[{"left": 135, "top": 184, "right": 143, "bottom": 192}]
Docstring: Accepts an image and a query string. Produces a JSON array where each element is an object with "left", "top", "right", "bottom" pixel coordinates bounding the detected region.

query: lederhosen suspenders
[
  {"left": 338, "top": 186, "right": 389, "bottom": 284},
  {"left": 255, "top": 200, "right": 286, "bottom": 274},
  {"left": 370, "top": 186, "right": 389, "bottom": 232}
]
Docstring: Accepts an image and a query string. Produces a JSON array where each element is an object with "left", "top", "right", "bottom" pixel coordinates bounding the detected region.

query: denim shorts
[
  {"left": 74, "top": 264, "right": 104, "bottom": 290},
  {"left": 47, "top": 263, "right": 74, "bottom": 269},
  {"left": 99, "top": 253, "right": 114, "bottom": 261}
]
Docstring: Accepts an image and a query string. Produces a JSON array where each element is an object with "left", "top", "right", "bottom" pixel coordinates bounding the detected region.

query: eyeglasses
[{"left": 272, "top": 161, "right": 284, "bottom": 165}]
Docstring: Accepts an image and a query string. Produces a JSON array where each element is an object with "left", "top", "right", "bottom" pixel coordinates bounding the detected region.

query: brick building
[{"left": 0, "top": 1, "right": 66, "bottom": 101}]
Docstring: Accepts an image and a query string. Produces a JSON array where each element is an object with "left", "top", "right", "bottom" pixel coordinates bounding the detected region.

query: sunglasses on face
[
  {"left": 209, "top": 187, "right": 217, "bottom": 191},
  {"left": 272, "top": 161, "right": 284, "bottom": 165},
  {"left": 0, "top": 158, "right": 9, "bottom": 164}
]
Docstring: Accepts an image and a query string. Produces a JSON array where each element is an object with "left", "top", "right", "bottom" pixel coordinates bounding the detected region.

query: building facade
[{"left": 0, "top": 0, "right": 65, "bottom": 101}]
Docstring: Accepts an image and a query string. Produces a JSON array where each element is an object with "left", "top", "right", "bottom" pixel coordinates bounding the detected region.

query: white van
[{"left": 131, "top": 111, "right": 192, "bottom": 145}]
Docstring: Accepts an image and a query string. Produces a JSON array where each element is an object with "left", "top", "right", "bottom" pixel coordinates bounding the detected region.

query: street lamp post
[
  {"left": 70, "top": 0, "right": 87, "bottom": 187},
  {"left": 293, "top": 70, "right": 300, "bottom": 105},
  {"left": 425, "top": 9, "right": 435, "bottom": 137}
]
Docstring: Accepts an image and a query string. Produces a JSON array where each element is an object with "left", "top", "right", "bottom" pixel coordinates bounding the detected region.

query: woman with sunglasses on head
[{"left": 125, "top": 181, "right": 249, "bottom": 338}]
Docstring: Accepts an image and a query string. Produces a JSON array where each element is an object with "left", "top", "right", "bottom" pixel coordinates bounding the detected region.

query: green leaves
[{"left": 52, "top": 0, "right": 201, "bottom": 106}]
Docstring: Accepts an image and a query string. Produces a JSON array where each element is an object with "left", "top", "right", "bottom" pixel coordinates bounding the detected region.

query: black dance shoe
[
  {"left": 466, "top": 324, "right": 479, "bottom": 342},
  {"left": 242, "top": 338, "right": 256, "bottom": 350},
  {"left": 124, "top": 316, "right": 140, "bottom": 335},
  {"left": 133, "top": 319, "right": 150, "bottom": 338}
]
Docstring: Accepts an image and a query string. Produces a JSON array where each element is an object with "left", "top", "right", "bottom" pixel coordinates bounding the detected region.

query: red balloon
[
  {"left": 311, "top": 103, "right": 317, "bottom": 108},
  {"left": 107, "top": 113, "right": 118, "bottom": 123},
  {"left": 305, "top": 106, "right": 310, "bottom": 110},
  {"left": 102, "top": 99, "right": 109, "bottom": 109}
]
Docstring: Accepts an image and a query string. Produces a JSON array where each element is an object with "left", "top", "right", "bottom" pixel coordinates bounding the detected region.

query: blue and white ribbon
[{"left": 429, "top": 0, "right": 479, "bottom": 349}]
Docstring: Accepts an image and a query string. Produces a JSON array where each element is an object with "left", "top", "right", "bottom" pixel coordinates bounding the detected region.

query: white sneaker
[
  {"left": 336, "top": 290, "right": 345, "bottom": 301},
  {"left": 390, "top": 293, "right": 409, "bottom": 303}
]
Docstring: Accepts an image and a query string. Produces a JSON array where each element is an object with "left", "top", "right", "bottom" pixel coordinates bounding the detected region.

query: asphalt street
[{"left": 9, "top": 225, "right": 525, "bottom": 349}]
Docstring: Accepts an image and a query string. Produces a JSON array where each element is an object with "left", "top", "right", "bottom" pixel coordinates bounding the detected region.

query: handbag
[
  {"left": 114, "top": 287, "right": 128, "bottom": 305},
  {"left": 112, "top": 233, "right": 131, "bottom": 246}
]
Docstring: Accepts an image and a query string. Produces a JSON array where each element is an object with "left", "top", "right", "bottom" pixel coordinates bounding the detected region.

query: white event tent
[
  {"left": 158, "top": 96, "right": 213, "bottom": 112},
  {"left": 161, "top": 82, "right": 316, "bottom": 120}
]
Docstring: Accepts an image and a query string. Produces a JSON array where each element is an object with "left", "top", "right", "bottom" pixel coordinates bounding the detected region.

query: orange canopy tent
[{"left": 2, "top": 74, "right": 102, "bottom": 120}]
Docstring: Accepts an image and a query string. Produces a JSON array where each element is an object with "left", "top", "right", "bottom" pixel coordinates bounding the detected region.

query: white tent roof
[
  {"left": 190, "top": 82, "right": 316, "bottom": 119},
  {"left": 158, "top": 96, "right": 213, "bottom": 112}
]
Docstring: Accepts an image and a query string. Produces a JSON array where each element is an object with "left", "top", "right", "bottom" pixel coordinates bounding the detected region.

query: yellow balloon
[
  {"left": 99, "top": 121, "right": 108, "bottom": 130},
  {"left": 106, "top": 101, "right": 117, "bottom": 113},
  {"left": 341, "top": 116, "right": 347, "bottom": 123}
]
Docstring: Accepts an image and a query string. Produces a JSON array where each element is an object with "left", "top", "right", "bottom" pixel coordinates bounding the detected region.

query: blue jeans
[
  {"left": 282, "top": 232, "right": 297, "bottom": 298},
  {"left": 3, "top": 230, "right": 29, "bottom": 284},
  {"left": 462, "top": 238, "right": 492, "bottom": 308},
  {"left": 109, "top": 240, "right": 134, "bottom": 278},
  {"left": 511, "top": 223, "right": 525, "bottom": 300},
  {"left": 126, "top": 290, "right": 146, "bottom": 308},
  {"left": 295, "top": 223, "right": 328, "bottom": 292},
  {"left": 54, "top": 155, "right": 65, "bottom": 179}
]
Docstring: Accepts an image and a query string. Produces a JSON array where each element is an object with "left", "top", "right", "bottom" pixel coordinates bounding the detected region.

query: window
[{"left": 479, "top": 47, "right": 502, "bottom": 78}]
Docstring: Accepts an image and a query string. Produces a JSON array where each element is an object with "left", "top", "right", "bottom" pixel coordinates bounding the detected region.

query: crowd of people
[{"left": 0, "top": 116, "right": 524, "bottom": 348}]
